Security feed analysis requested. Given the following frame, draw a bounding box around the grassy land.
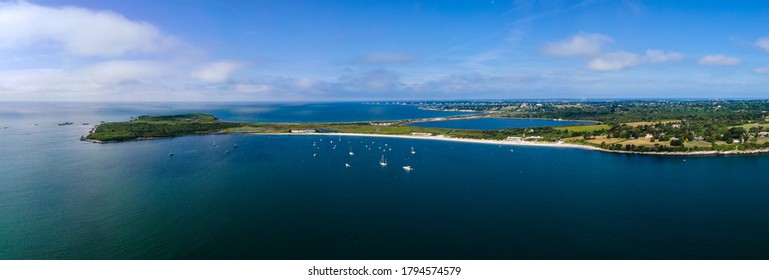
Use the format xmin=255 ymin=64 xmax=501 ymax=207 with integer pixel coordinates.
xmin=731 ymin=122 xmax=769 ymax=131
xmin=622 ymin=120 xmax=679 ymax=127
xmin=555 ymin=124 xmax=611 ymax=132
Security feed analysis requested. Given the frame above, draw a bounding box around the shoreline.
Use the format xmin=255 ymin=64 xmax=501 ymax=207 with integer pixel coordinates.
xmin=252 ymin=133 xmax=769 ymax=156
xmin=82 ymin=127 xmax=769 ymax=157
xmin=256 ymin=132 xmax=607 ymax=152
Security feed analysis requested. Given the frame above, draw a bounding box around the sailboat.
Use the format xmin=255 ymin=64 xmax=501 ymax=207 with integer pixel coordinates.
xmin=169 ymin=138 xmax=174 ymax=156
xmin=411 ymin=147 xmax=416 ymax=155
xmin=349 ymin=148 xmax=354 ymax=156
xmin=379 ymin=155 xmax=387 ymax=167
xmin=345 ymin=163 xmax=351 ymax=168
xmin=402 ymin=166 xmax=413 ymax=172
xmin=212 ymin=139 xmax=216 ymax=147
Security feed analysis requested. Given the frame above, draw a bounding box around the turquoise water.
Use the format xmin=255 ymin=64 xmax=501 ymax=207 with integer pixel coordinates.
xmin=2 ymin=102 xmax=769 ymax=259
xmin=408 ymin=117 xmax=593 ymax=130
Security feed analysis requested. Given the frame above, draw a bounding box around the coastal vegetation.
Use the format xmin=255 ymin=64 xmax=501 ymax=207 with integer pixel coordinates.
xmin=84 ymin=100 xmax=769 ymax=154
xmin=85 ymin=114 xmax=243 ymax=142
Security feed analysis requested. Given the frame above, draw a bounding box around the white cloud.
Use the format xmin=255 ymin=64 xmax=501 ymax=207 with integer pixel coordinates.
xmin=356 ymin=52 xmax=417 ymax=64
xmin=644 ymin=50 xmax=683 ymax=63
xmin=698 ymin=54 xmax=741 ymax=66
xmin=191 ymin=60 xmax=244 ymax=83
xmin=754 ymin=67 xmax=769 ymax=74
xmin=587 ymin=51 xmax=642 ymax=71
xmin=541 ymin=33 xmax=612 ymax=57
xmin=0 ymin=1 xmax=176 ymax=56
xmin=757 ymin=37 xmax=769 ymax=52
xmin=0 ymin=60 xmax=171 ymax=96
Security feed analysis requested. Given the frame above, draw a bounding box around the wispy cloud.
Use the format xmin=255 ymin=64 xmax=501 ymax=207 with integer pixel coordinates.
xmin=355 ymin=52 xmax=418 ymax=64
xmin=586 ymin=50 xmax=682 ymax=72
xmin=191 ymin=60 xmax=244 ymax=83
xmin=0 ymin=1 xmax=177 ymax=56
xmin=756 ymin=37 xmax=769 ymax=52
xmin=698 ymin=54 xmax=741 ymax=66
xmin=588 ymin=51 xmax=641 ymax=71
xmin=644 ymin=50 xmax=683 ymax=63
xmin=540 ymin=33 xmax=612 ymax=57
xmin=754 ymin=67 xmax=769 ymax=74
xmin=336 ymin=69 xmax=403 ymax=92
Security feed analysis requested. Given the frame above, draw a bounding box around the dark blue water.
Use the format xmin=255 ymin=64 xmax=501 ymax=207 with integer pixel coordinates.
xmin=408 ymin=117 xmax=593 ymax=130
xmin=2 ymin=102 xmax=769 ymax=259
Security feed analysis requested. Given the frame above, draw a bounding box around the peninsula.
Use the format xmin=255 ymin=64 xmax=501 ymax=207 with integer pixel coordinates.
xmin=83 ymin=100 xmax=769 ymax=155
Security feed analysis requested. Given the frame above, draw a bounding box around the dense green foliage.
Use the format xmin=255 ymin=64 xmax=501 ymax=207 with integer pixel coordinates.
xmin=86 ymin=114 xmax=244 ymax=141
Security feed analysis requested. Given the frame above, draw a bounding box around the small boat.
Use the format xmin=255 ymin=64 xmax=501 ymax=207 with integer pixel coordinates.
xmin=411 ymin=147 xmax=416 ymax=154
xmin=379 ymin=155 xmax=387 ymax=167
xmin=313 ymin=153 xmax=317 ymax=157
xmin=233 ymin=144 xmax=238 ymax=148
xmin=212 ymin=140 xmax=216 ymax=147
xmin=402 ymin=166 xmax=413 ymax=172
xmin=345 ymin=163 xmax=351 ymax=168
xmin=349 ymin=148 xmax=354 ymax=156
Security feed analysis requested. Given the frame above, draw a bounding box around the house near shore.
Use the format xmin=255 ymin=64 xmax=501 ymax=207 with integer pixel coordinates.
xmin=290 ymin=129 xmax=317 ymax=133
xmin=505 ymin=136 xmax=523 ymax=142
xmin=524 ymin=136 xmax=543 ymax=141
xmin=370 ymin=122 xmax=394 ymax=126
xmin=644 ymin=134 xmax=654 ymax=139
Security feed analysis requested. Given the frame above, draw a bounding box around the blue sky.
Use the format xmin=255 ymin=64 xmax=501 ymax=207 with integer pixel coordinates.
xmin=1 ymin=0 xmax=768 ymax=101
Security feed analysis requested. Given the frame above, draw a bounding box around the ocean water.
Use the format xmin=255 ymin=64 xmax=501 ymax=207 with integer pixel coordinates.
xmin=2 ymin=102 xmax=769 ymax=259
xmin=408 ymin=117 xmax=594 ymax=130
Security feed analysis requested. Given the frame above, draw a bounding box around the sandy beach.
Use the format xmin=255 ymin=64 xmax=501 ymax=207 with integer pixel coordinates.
xmin=258 ymin=132 xmax=605 ymax=151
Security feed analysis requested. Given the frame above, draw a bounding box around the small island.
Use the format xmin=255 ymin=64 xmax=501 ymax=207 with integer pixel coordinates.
xmin=83 ymin=100 xmax=769 ymax=156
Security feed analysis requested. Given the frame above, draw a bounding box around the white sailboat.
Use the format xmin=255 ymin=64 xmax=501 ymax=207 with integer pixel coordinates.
xmin=411 ymin=147 xmax=416 ymax=154
xmin=379 ymin=155 xmax=387 ymax=167
xmin=345 ymin=163 xmax=351 ymax=168
xmin=402 ymin=166 xmax=413 ymax=172
xmin=349 ymin=147 xmax=354 ymax=156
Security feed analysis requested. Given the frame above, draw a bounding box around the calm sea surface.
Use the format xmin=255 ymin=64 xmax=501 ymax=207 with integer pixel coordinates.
xmin=408 ymin=117 xmax=593 ymax=130
xmin=1 ymin=102 xmax=769 ymax=259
